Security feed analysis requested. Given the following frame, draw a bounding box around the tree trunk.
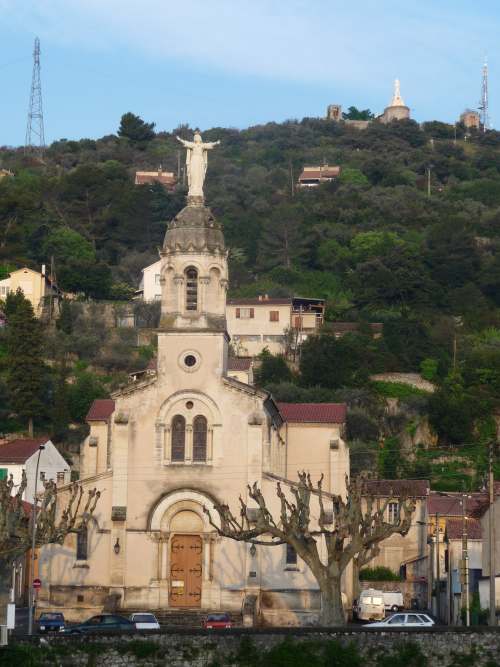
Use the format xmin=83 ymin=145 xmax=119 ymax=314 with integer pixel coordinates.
xmin=319 ymin=574 xmax=345 ymax=625
xmin=28 ymin=417 xmax=34 ymax=438
xmin=352 ymin=557 xmax=361 ymax=601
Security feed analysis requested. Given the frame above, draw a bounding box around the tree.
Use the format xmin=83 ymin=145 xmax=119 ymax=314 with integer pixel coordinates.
xmin=117 ymin=112 xmax=155 ymax=142
xmin=204 ymin=472 xmax=415 ymax=624
xmin=254 ymin=349 xmax=293 ymax=386
xmin=5 ymin=289 xmax=47 ymax=436
xmin=342 ymin=107 xmax=374 ymax=121
xmin=258 ymin=203 xmax=308 ymax=270
xmin=299 ymin=334 xmax=370 ymax=389
xmin=0 ymin=471 xmax=99 ymax=610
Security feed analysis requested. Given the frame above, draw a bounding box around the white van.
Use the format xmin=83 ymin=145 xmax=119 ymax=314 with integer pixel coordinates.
xmin=382 ymin=591 xmax=403 ymax=613
xmin=358 ymin=588 xmax=385 ymax=621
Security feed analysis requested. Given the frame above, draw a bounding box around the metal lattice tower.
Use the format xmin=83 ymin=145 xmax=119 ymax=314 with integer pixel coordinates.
xmin=25 ymin=37 xmax=45 ymax=155
xmin=479 ymin=57 xmax=489 ymax=133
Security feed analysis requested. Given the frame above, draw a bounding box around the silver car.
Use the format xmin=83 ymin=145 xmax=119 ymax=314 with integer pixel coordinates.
xmin=367 ymin=612 xmax=435 ymax=628
xmin=130 ymin=612 xmax=160 ymax=631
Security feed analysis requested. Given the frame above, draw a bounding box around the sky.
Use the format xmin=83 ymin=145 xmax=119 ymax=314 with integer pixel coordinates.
xmin=0 ymin=0 xmax=498 ymax=145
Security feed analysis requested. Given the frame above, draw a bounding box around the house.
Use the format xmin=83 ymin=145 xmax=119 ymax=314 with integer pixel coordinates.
xmin=460 ymin=110 xmax=480 ymax=130
xmin=479 ymin=492 xmax=500 ymax=615
xmin=135 ymin=259 xmax=162 ymax=302
xmin=0 ymin=265 xmax=60 ymax=317
xmin=0 ymin=168 xmax=14 ymax=180
xmin=297 ymin=165 xmax=340 ymax=188
xmin=226 ymin=296 xmax=325 ymax=357
xmin=0 ymin=437 xmax=71 ymax=502
xmin=134 ymin=168 xmax=176 ymax=190
xmin=227 ymin=357 xmax=253 ymax=385
xmin=38 ymin=163 xmax=350 ymax=625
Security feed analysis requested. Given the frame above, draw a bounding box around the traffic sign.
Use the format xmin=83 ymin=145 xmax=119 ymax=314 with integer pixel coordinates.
xmin=32 ymin=578 xmax=41 ymax=590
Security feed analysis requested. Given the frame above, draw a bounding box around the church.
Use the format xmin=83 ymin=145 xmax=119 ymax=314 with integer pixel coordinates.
xmin=39 ymin=133 xmax=350 ymax=625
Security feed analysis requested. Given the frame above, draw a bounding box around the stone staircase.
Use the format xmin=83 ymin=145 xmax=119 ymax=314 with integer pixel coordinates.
xmin=125 ymin=609 xmax=243 ymax=628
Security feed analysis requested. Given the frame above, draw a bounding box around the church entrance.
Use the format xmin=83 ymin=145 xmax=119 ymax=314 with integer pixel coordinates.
xmin=169 ymin=534 xmax=203 ymax=607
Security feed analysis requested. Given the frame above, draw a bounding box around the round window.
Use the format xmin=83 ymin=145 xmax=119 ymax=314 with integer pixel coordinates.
xmin=184 ymin=355 xmax=197 ymax=368
xmin=186 ymin=401 xmax=194 ymax=410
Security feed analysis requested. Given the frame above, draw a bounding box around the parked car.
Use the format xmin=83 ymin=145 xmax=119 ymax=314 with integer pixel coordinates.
xmin=62 ymin=614 xmax=136 ymax=635
xmin=203 ymin=613 xmax=232 ymax=629
xmin=130 ymin=612 xmax=160 ymax=631
xmin=382 ymin=591 xmax=404 ymax=613
xmin=38 ymin=612 xmax=65 ymax=633
xmin=357 ymin=589 xmax=385 ymax=621
xmin=367 ymin=612 xmax=435 ymax=628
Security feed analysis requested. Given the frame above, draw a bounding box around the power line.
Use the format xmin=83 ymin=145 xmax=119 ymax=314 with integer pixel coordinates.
xmin=25 ymin=36 xmax=45 ymax=157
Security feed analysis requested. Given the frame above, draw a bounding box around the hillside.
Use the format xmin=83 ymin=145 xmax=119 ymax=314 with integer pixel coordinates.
xmin=0 ymin=114 xmax=499 ymax=488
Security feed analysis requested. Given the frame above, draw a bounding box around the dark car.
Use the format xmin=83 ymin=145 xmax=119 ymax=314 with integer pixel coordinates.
xmin=38 ymin=612 xmax=65 ymax=633
xmin=62 ymin=614 xmax=135 ymax=635
xmin=203 ymin=613 xmax=232 ymax=629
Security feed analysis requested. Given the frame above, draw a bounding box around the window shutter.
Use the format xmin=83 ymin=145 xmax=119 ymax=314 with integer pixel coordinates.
xmin=250 ymin=308 xmax=254 ymax=318
xmin=236 ymin=308 xmax=240 ymax=318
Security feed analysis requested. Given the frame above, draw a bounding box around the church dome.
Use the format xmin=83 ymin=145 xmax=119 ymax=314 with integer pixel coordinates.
xmin=163 ymin=204 xmax=225 ymax=254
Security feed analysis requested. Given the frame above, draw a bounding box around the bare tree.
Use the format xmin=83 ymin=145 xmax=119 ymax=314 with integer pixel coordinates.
xmin=0 ymin=471 xmax=99 ymax=603
xmin=204 ymin=472 xmax=415 ymax=625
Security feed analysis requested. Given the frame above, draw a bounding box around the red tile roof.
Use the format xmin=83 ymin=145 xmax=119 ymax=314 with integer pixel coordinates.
xmin=446 ymin=517 xmax=482 ymax=540
xmin=86 ymin=399 xmax=115 ymax=422
xmin=364 ymin=479 xmax=429 ymax=498
xmin=428 ymin=492 xmax=491 ymax=519
xmin=228 ymin=357 xmax=252 ymax=371
xmin=277 ymin=402 xmax=346 ymax=424
xmin=0 ymin=437 xmax=49 ymax=464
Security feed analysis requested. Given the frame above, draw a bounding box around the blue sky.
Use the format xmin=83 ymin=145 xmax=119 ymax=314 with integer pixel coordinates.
xmin=0 ymin=0 xmax=498 ymax=145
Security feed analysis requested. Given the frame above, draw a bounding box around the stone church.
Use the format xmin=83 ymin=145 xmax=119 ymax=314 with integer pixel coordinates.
xmin=39 ymin=136 xmax=350 ymax=625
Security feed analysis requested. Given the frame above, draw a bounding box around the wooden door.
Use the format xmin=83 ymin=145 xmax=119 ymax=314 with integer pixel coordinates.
xmin=169 ymin=534 xmax=203 ymax=607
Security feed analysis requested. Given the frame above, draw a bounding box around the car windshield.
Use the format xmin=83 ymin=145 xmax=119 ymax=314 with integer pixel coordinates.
xmin=40 ymin=613 xmax=63 ymax=621
xmin=207 ymin=614 xmax=229 ymax=621
xmin=133 ymin=614 xmax=157 ymax=623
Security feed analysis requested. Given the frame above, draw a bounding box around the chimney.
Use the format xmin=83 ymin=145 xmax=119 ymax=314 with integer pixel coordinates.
xmin=258 ymin=295 xmax=263 ymax=301
xmin=41 ymin=264 xmax=46 ymax=277
xmin=264 ymin=294 xmax=269 ymax=300
xmin=158 ymin=164 xmax=162 ymax=176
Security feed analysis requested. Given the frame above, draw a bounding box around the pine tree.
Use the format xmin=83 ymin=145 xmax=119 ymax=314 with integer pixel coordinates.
xmin=52 ymin=359 xmax=70 ymax=440
xmin=117 ymin=112 xmax=155 ymax=142
xmin=5 ymin=289 xmax=46 ymax=436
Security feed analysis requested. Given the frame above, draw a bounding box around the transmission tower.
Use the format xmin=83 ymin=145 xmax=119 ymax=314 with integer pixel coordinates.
xmin=25 ymin=37 xmax=45 ymax=155
xmin=478 ymin=57 xmax=489 ymax=133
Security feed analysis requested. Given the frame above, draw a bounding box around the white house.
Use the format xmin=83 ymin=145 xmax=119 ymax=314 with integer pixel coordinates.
xmin=0 ymin=437 xmax=71 ymax=502
xmin=137 ymin=260 xmax=162 ymax=302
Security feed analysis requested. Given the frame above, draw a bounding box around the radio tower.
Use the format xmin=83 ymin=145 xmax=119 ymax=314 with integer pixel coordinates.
xmin=25 ymin=37 xmax=45 ymax=156
xmin=479 ymin=57 xmax=489 ymax=133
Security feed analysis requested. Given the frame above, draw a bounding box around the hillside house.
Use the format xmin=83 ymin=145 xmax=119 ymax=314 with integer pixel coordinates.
xmin=227 ymin=357 xmax=253 ymax=384
xmin=297 ymin=165 xmax=340 ymax=188
xmin=0 ymin=265 xmax=60 ymax=317
xmin=0 ymin=437 xmax=70 ymax=502
xmin=226 ymin=296 xmax=325 ymax=357
xmin=134 ymin=168 xmax=176 ymax=190
xmin=136 ymin=259 xmax=162 ymax=302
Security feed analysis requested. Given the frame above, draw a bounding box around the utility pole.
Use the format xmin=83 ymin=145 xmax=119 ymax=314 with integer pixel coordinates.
xmin=489 ymin=441 xmax=496 ymax=626
xmin=461 ymin=491 xmax=470 ymax=626
xmin=289 ymin=159 xmax=294 ymax=198
xmin=426 ymin=165 xmax=432 ymax=198
xmin=435 ymin=512 xmax=440 ymax=622
xmin=28 ymin=444 xmax=45 ymax=636
xmin=177 ymin=150 xmax=181 ymax=181
xmin=25 ymin=37 xmax=45 ymax=157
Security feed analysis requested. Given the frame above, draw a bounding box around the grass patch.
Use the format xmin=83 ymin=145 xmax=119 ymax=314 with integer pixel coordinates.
xmin=372 ymin=381 xmax=430 ymax=400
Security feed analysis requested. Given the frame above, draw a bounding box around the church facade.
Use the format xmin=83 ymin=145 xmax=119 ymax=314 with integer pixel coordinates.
xmin=38 ymin=139 xmax=349 ymax=625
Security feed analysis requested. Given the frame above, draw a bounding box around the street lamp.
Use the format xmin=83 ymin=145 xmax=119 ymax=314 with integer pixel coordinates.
xmin=28 ymin=444 xmax=45 ymax=636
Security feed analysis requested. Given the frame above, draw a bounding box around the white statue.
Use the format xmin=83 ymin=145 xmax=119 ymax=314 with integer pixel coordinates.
xmin=390 ymin=79 xmax=405 ymax=107
xmin=176 ymin=131 xmax=220 ymax=201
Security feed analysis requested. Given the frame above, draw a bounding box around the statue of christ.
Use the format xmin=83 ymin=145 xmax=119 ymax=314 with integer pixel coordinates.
xmin=176 ymin=131 xmax=220 ymax=202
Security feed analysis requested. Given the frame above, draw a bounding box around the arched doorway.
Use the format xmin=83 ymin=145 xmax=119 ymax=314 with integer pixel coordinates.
xmin=169 ymin=510 xmax=203 ymax=608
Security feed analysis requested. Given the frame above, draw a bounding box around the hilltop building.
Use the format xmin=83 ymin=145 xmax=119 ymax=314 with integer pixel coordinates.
xmin=460 ymin=109 xmax=481 ymax=130
xmin=380 ymin=79 xmax=410 ymax=124
xmin=297 ymin=165 xmax=340 ymax=188
xmin=38 ymin=133 xmax=349 ymax=625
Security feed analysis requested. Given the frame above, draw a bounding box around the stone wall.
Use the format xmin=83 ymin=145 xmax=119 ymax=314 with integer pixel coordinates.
xmin=10 ymin=628 xmax=500 ymax=667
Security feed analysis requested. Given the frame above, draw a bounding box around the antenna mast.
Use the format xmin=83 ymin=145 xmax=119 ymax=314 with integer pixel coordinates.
xmin=479 ymin=57 xmax=489 ymax=133
xmin=25 ymin=37 xmax=46 ymax=156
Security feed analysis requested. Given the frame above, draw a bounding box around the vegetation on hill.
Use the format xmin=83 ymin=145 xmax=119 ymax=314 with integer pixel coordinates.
xmin=0 ymin=113 xmax=498 ymax=486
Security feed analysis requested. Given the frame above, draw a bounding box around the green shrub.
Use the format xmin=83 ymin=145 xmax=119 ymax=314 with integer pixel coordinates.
xmin=360 ymin=566 xmax=402 ymax=581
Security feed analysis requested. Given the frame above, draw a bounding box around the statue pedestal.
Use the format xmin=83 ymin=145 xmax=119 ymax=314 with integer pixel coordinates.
xmin=187 ymin=195 xmax=204 ymax=207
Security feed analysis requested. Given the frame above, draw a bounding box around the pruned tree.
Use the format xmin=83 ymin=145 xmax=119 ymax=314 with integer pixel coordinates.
xmin=204 ymin=473 xmax=415 ymax=625
xmin=0 ymin=471 xmax=100 ymax=604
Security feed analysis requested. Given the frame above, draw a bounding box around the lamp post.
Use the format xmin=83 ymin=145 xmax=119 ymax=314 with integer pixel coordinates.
xmin=28 ymin=444 xmax=45 ymax=636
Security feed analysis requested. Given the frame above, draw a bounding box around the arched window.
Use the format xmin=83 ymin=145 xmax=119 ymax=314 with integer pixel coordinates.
xmin=185 ymin=267 xmax=198 ymax=311
xmin=171 ymin=415 xmax=186 ymax=462
xmin=76 ymin=526 xmax=88 ymax=561
xmin=193 ymin=415 xmax=207 ymax=462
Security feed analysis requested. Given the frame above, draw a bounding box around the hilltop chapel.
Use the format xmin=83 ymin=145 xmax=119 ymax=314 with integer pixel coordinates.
xmin=39 ymin=132 xmax=350 ymax=625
